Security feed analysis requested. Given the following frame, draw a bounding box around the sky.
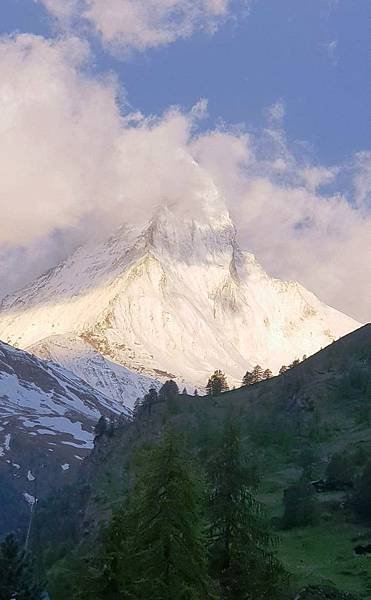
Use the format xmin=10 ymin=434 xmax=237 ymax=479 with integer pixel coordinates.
xmin=0 ymin=0 xmax=370 ymax=321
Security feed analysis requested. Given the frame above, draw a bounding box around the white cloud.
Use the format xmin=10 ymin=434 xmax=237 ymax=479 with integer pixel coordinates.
xmin=0 ymin=34 xmax=369 ymax=323
xmin=40 ymin=0 xmax=237 ymax=52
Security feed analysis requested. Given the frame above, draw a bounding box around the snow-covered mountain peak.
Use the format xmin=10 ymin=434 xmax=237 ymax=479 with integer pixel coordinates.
xmin=137 ymin=202 xmax=236 ymax=267
xmin=0 ymin=200 xmax=361 ymax=392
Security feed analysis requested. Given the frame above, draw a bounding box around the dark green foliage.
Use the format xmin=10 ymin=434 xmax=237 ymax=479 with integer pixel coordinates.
xmin=352 ymin=461 xmax=371 ymax=522
xmin=289 ymin=358 xmax=301 ymax=368
xmin=282 ymin=482 xmax=319 ymax=529
xmin=159 ymin=380 xmax=179 ymax=400
xmin=325 ymin=453 xmax=353 ymax=487
xmin=206 ymin=370 xmax=229 ymax=396
xmin=207 ymin=421 xmax=286 ymax=599
xmin=78 ymin=427 xmax=210 ymax=600
xmin=263 ymin=368 xmax=273 ymax=380
xmin=0 ymin=534 xmax=42 ymax=600
xmin=242 ymin=365 xmax=265 ymax=386
xmin=94 ymin=415 xmax=107 ymax=438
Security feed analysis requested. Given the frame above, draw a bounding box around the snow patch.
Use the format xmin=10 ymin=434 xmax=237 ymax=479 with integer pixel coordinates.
xmin=23 ymin=493 xmax=36 ymax=505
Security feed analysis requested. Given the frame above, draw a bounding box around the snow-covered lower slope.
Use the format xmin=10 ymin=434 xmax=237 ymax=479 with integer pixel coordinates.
xmin=0 ymin=183 xmax=361 ymax=390
xmin=0 ymin=340 xmax=128 ymax=536
xmin=27 ymin=334 xmax=160 ymax=410
xmin=0 ymin=340 xmax=126 ymax=450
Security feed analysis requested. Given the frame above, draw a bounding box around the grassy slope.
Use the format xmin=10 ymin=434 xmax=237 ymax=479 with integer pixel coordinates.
xmin=41 ymin=324 xmax=371 ymax=597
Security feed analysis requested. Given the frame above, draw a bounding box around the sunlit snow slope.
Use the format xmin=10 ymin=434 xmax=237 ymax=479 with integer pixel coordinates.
xmin=0 ymin=181 xmax=361 ymax=390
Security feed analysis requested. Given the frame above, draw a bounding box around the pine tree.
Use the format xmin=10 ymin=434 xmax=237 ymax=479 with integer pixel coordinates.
xmin=206 ymin=370 xmax=229 ymax=396
xmin=133 ymin=397 xmax=142 ymax=417
xmin=194 ymin=389 xmax=199 ymax=396
xmin=94 ymin=415 xmax=107 ymax=438
xmin=159 ymin=380 xmax=179 ymax=401
xmin=0 ymin=534 xmax=42 ymax=600
xmin=242 ymin=370 xmax=253 ymax=387
xmin=207 ymin=421 xmax=286 ymax=599
xmin=279 ymin=365 xmax=289 ymax=375
xmin=289 ymin=358 xmax=301 ymax=368
xmin=250 ymin=365 xmax=264 ymax=384
xmin=79 ymin=428 xmax=211 ymax=600
xmin=263 ymin=369 xmax=273 ymax=380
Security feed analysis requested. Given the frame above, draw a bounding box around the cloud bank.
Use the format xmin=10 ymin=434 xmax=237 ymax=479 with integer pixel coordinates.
xmin=0 ymin=34 xmax=370 ymax=322
xmin=41 ymin=0 xmax=237 ymax=52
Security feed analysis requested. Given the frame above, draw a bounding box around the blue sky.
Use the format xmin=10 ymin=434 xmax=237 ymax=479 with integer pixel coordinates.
xmin=0 ymin=0 xmax=370 ymax=321
xmin=1 ymin=0 xmax=370 ymax=166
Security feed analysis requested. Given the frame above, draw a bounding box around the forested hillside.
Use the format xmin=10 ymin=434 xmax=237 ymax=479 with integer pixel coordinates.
xmin=27 ymin=325 xmax=371 ymax=598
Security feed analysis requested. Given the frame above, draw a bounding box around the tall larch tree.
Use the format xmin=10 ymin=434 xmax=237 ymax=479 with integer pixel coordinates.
xmin=207 ymin=421 xmax=286 ymax=599
xmin=78 ymin=428 xmax=212 ymax=600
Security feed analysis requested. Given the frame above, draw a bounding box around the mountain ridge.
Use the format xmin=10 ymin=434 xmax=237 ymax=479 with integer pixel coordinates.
xmin=0 ymin=201 xmax=361 ymax=397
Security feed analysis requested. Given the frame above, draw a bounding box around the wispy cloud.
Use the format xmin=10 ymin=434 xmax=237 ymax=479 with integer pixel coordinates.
xmin=0 ymin=34 xmax=369 ymax=321
xmin=40 ymin=0 xmax=244 ymax=53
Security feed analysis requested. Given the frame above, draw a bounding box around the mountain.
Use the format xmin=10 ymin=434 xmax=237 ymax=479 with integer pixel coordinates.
xmin=38 ymin=325 xmax=371 ymax=599
xmin=0 ymin=339 xmax=127 ymax=536
xmin=27 ymin=334 xmax=159 ymax=410
xmin=0 ymin=192 xmax=361 ymax=394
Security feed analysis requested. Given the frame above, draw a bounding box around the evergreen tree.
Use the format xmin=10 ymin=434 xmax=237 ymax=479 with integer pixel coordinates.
xmin=159 ymin=380 xmax=179 ymax=401
xmin=0 ymin=533 xmax=42 ymax=600
xmin=133 ymin=397 xmax=142 ymax=417
xmin=242 ymin=370 xmax=253 ymax=387
xmin=207 ymin=421 xmax=286 ymax=599
xmin=279 ymin=365 xmax=289 ymax=375
xmin=263 ymin=369 xmax=273 ymax=380
xmin=79 ymin=428 xmax=211 ymax=600
xmin=147 ymin=386 xmax=159 ymax=403
xmin=206 ymin=370 xmax=229 ymax=396
xmin=250 ymin=365 xmax=264 ymax=384
xmin=289 ymin=358 xmax=301 ymax=369
xmin=194 ymin=389 xmax=199 ymax=396
xmin=182 ymin=387 xmax=188 ymax=395
xmin=94 ymin=415 xmax=107 ymax=438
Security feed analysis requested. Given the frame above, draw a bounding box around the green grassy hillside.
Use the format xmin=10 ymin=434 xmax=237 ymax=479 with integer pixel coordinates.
xmin=37 ymin=325 xmax=371 ymax=598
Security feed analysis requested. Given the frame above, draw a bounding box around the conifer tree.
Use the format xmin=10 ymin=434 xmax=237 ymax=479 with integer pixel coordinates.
xmin=206 ymin=370 xmax=229 ymax=396
xmin=94 ymin=415 xmax=107 ymax=438
xmin=279 ymin=365 xmax=289 ymax=375
xmin=0 ymin=533 xmax=42 ymax=600
xmin=79 ymin=428 xmax=211 ymax=600
xmin=159 ymin=380 xmax=179 ymax=401
xmin=263 ymin=369 xmax=273 ymax=380
xmin=207 ymin=421 xmax=286 ymax=599
xmin=242 ymin=370 xmax=253 ymax=387
xmin=252 ymin=364 xmax=264 ymax=383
